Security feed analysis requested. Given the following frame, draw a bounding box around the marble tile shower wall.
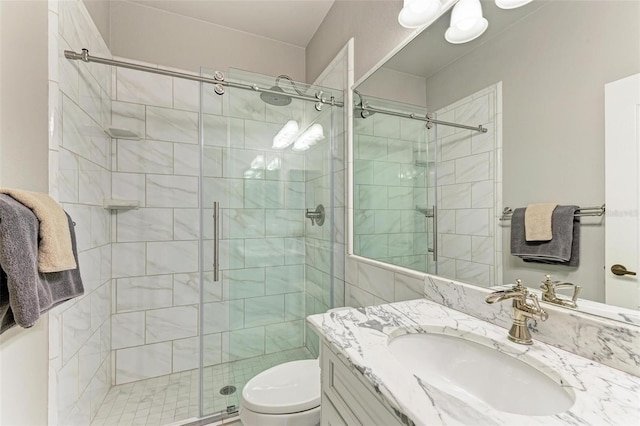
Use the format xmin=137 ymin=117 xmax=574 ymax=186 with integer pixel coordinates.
xmin=353 ymin=114 xmax=430 ymax=272
xmin=431 ymin=83 xmax=502 ymax=288
xmin=110 ymin=64 xmax=202 ymax=385
xmin=48 ymin=0 xmax=113 ymax=424
xmin=110 ymin=64 xmax=314 ymax=384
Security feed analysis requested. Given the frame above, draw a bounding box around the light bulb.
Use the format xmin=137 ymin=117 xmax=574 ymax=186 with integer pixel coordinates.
xmin=445 ymin=0 xmax=488 ymax=44
xmin=398 ymin=0 xmax=443 ymax=29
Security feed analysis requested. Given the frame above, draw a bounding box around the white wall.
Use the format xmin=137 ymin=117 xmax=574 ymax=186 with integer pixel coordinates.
xmin=356 ymin=67 xmax=427 ymax=108
xmin=81 ymin=0 xmax=110 ymax=46
xmin=106 ymin=1 xmax=306 ymax=81
xmin=0 ymin=0 xmax=50 ymax=191
xmin=0 ymin=1 xmax=50 ymax=425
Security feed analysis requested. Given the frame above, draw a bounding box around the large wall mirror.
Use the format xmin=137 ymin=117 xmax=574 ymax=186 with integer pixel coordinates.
xmin=351 ymin=0 xmax=640 ymax=321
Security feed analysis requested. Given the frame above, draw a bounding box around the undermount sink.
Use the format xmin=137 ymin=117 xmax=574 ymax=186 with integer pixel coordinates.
xmin=388 ymin=331 xmax=575 ymax=416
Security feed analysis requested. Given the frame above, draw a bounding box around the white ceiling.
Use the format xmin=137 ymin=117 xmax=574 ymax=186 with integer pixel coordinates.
xmin=126 ymin=0 xmax=336 ymax=47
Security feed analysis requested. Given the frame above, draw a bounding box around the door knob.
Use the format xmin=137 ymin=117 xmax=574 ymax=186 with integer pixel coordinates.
xmin=611 ymin=264 xmax=637 ymax=276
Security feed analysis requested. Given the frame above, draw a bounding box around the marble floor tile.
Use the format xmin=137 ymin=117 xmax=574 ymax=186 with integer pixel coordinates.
xmin=91 ymin=347 xmax=312 ymax=425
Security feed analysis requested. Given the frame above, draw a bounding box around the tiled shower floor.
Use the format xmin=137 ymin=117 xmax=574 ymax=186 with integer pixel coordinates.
xmin=91 ymin=347 xmax=315 ymax=426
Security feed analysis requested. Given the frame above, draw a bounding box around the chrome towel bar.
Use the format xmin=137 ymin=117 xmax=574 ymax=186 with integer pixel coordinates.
xmin=500 ymin=204 xmax=605 ymax=221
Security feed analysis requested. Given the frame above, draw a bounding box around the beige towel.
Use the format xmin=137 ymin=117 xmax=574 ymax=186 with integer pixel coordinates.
xmin=0 ymin=188 xmax=77 ymax=272
xmin=525 ymin=203 xmax=558 ymax=241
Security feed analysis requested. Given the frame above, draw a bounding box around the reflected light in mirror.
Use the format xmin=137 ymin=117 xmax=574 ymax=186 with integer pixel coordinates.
xmin=250 ymin=155 xmax=265 ymax=170
xmin=272 ymin=119 xmax=299 ymax=149
xmin=293 ymin=123 xmax=324 ymax=151
xmin=266 ymin=157 xmax=281 ymax=171
xmin=495 ymin=0 xmax=534 ymax=10
xmin=445 ymin=0 xmax=488 ymax=44
xmin=399 ymin=0 xmax=443 ymax=28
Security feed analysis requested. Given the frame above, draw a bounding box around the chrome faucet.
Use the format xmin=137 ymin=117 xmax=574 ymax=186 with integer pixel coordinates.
xmin=539 ymin=274 xmax=581 ymax=309
xmin=486 ymin=279 xmax=548 ymax=345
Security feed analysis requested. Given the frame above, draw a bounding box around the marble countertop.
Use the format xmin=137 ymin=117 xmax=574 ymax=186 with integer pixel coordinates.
xmin=307 ymin=298 xmax=640 ymax=426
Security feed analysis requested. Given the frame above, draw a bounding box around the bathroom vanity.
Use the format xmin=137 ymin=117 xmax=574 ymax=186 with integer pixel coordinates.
xmin=320 ymin=342 xmax=404 ymax=426
xmin=307 ymin=299 xmax=640 ymax=426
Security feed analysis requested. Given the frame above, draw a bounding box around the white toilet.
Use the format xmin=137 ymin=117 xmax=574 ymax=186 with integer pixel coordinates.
xmin=239 ymin=359 xmax=321 ymax=426
xmin=239 ymin=307 xmax=350 ymax=426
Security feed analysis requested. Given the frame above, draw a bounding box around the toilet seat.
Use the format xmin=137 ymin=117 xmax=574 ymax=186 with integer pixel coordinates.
xmin=241 ymin=359 xmax=321 ymax=415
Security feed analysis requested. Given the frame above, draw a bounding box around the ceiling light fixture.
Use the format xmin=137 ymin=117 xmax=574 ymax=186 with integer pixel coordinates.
xmin=445 ymin=0 xmax=488 ymax=44
xmin=398 ymin=0 xmax=443 ymax=29
xmin=495 ymin=0 xmax=534 ymax=10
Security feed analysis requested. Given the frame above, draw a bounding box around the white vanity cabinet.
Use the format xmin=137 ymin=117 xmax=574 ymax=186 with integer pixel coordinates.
xmin=320 ymin=340 xmax=406 ymax=426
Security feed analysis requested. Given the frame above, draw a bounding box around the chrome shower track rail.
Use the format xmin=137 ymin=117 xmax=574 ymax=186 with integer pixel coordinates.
xmin=64 ymin=49 xmax=344 ymax=107
xmin=360 ymin=104 xmax=488 ymax=133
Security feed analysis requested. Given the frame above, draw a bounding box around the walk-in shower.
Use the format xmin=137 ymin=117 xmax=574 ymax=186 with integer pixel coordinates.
xmin=63 ymin=49 xmax=344 ymax=425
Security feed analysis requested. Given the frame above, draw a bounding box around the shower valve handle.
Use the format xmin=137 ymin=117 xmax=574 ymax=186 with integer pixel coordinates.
xmin=305 ymin=204 xmax=325 ymax=226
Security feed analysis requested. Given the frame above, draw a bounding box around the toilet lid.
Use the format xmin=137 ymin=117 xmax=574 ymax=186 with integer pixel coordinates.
xmin=241 ymin=359 xmax=321 ymax=415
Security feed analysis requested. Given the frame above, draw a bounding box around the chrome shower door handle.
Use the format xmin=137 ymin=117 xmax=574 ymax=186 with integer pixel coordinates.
xmin=432 ymin=204 xmax=438 ymax=262
xmin=213 ymin=202 xmax=219 ymax=282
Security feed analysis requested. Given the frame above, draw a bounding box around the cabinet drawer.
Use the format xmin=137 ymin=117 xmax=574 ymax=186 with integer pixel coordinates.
xmin=321 ymin=341 xmax=403 ymax=426
xmin=320 ymin=392 xmax=349 ymax=426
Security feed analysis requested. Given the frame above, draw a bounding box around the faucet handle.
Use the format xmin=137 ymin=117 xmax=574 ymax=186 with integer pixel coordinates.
xmin=540 ymin=274 xmax=582 ymax=305
xmin=569 ymin=284 xmax=582 ymax=302
xmin=513 ymin=279 xmax=527 ymax=293
xmin=540 ymin=274 xmax=553 ymax=294
xmin=525 ymin=293 xmax=549 ymax=321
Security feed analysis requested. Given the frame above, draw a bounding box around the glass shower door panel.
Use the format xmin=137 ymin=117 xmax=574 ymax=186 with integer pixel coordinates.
xmin=199 ymin=72 xmax=230 ymax=415
xmin=199 ymin=68 xmax=338 ymax=418
xmin=353 ymin=107 xmax=434 ymax=273
xmin=300 ymin=103 xmax=338 ymax=357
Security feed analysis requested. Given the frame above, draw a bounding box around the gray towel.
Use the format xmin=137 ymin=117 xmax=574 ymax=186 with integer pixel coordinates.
xmin=0 ymin=194 xmax=84 ymax=333
xmin=510 ymin=205 xmax=580 ymax=267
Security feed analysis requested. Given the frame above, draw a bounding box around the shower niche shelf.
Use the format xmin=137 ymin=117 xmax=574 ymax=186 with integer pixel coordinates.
xmin=103 ymin=199 xmax=140 ymax=210
xmin=414 ymin=160 xmax=434 ymax=167
xmin=103 ymin=126 xmax=141 ymax=140
xmin=415 ymin=206 xmax=434 ymax=218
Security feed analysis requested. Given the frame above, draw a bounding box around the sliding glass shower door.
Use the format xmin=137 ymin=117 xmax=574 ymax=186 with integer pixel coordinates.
xmin=198 ymin=68 xmax=342 ymax=417
xmin=353 ymin=96 xmax=437 ymax=274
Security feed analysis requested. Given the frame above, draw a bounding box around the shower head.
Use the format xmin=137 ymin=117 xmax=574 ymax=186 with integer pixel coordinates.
xmin=260 ymin=75 xmax=305 ymax=107
xmin=260 ymin=86 xmax=292 ymax=106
